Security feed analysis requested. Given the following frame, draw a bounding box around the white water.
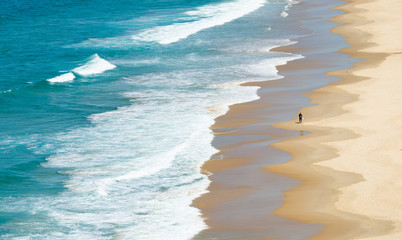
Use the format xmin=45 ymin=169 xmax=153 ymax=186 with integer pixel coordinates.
xmin=47 ymin=54 xmax=116 ymax=83
xmin=72 ymin=54 xmax=116 ymax=76
xmin=2 ymin=42 xmax=302 ymax=240
xmin=47 ymin=72 xmax=76 ymax=83
xmin=132 ymin=0 xmax=266 ymax=44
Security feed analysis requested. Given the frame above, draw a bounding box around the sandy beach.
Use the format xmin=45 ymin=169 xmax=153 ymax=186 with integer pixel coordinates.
xmin=195 ymin=0 xmax=402 ymax=239
xmin=269 ymin=0 xmax=402 ymax=239
xmin=194 ymin=0 xmax=355 ymax=239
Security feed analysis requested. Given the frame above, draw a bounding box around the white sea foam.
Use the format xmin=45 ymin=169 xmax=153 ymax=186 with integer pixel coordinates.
xmin=280 ymin=11 xmax=289 ymax=17
xmin=47 ymin=54 xmax=116 ymax=83
xmin=132 ymin=0 xmax=266 ymax=44
xmin=72 ymin=54 xmax=116 ymax=76
xmin=14 ymin=43 xmax=304 ymax=240
xmin=241 ymin=54 xmax=303 ymax=79
xmin=206 ymin=55 xmax=302 ymax=116
xmin=8 ymin=29 xmax=304 ymax=240
xmin=35 ymin=80 xmax=218 ymax=239
xmin=221 ymin=39 xmax=297 ymax=53
xmin=281 ymin=0 xmax=299 ymax=18
xmin=71 ymin=0 xmax=266 ymax=48
xmin=114 ymin=57 xmax=161 ymax=66
xmin=47 ymin=72 xmax=76 ymax=83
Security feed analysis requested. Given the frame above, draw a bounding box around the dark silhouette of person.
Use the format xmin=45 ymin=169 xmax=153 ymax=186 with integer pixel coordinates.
xmin=298 ymin=112 xmax=303 ymax=123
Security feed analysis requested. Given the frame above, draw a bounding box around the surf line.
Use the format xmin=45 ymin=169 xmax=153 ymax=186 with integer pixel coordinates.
xmin=211 ymin=129 xmax=240 ymax=135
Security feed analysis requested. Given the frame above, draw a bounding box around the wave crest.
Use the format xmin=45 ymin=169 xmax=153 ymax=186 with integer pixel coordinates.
xmin=72 ymin=54 xmax=116 ymax=76
xmin=47 ymin=54 xmax=116 ymax=83
xmin=47 ymin=72 xmax=76 ymax=83
xmin=132 ymin=0 xmax=266 ymax=44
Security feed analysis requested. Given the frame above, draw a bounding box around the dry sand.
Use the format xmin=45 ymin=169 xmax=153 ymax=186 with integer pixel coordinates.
xmin=269 ymin=0 xmax=402 ymax=239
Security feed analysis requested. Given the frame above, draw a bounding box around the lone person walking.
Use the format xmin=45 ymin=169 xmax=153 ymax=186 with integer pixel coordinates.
xmin=298 ymin=112 xmax=303 ymax=123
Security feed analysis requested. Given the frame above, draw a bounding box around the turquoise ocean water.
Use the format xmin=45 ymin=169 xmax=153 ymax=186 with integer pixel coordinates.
xmin=0 ymin=0 xmax=304 ymax=239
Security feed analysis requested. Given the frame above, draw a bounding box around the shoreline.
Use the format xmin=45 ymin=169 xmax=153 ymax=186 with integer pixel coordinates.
xmin=193 ymin=0 xmax=357 ymax=239
xmin=269 ymin=0 xmax=402 ymax=239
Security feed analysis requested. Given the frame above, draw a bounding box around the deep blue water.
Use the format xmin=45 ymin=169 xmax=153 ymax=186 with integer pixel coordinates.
xmin=0 ymin=0 xmax=304 ymax=239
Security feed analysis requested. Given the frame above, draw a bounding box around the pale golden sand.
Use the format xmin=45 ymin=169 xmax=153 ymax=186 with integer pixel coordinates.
xmin=270 ymin=0 xmax=402 ymax=239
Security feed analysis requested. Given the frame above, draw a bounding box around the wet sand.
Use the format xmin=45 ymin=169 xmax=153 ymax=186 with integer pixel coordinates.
xmin=268 ymin=0 xmax=402 ymax=239
xmin=193 ymin=0 xmax=358 ymax=239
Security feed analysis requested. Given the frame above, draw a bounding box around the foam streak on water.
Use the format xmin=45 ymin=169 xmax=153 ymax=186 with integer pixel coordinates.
xmin=132 ymin=0 xmax=267 ymax=44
